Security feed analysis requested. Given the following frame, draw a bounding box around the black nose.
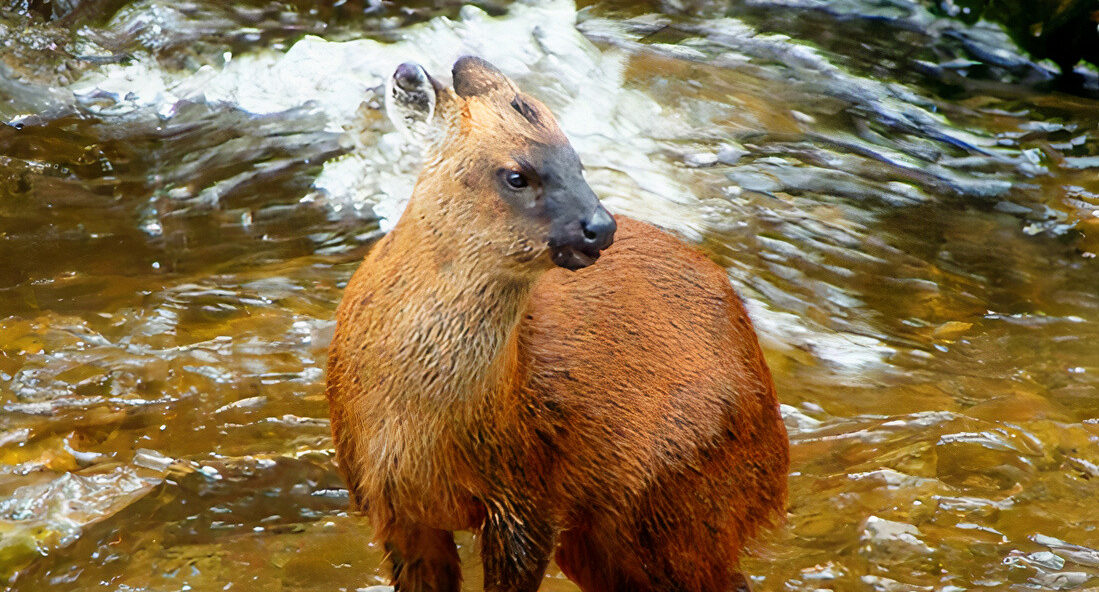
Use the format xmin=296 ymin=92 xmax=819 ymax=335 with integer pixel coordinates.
xmin=548 ymin=206 xmax=617 ymax=271
xmin=580 ymin=209 xmax=616 ymax=251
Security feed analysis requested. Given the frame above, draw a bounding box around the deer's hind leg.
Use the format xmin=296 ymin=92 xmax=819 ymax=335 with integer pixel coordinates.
xmin=555 ymin=527 xmax=623 ymax=592
xmin=555 ymin=522 xmax=660 ymax=592
xmin=556 ymin=525 xmax=752 ymax=592
xmin=379 ymin=521 xmax=461 ymax=592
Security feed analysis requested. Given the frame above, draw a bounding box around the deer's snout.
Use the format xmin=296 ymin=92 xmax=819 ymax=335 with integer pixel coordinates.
xmin=546 ymin=179 xmax=616 ymax=271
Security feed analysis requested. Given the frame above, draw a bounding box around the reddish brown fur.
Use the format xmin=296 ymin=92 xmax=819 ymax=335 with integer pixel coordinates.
xmin=326 ymin=58 xmax=788 ymax=592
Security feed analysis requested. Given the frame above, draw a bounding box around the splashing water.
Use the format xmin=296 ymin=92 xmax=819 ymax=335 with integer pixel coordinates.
xmin=2 ymin=0 xmax=1099 ymax=590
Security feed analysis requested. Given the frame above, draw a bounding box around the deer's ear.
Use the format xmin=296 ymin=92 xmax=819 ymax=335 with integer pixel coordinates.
xmin=385 ymin=62 xmax=438 ymax=142
xmin=452 ymin=56 xmax=515 ymax=99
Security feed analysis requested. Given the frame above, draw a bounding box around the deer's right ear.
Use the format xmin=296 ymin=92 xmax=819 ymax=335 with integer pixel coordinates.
xmin=385 ymin=62 xmax=440 ymax=143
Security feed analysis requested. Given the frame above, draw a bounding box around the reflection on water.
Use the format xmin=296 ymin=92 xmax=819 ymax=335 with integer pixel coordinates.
xmin=2 ymin=0 xmax=1099 ymax=590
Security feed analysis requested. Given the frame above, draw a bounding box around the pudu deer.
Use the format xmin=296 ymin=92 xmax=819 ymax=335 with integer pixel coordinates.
xmin=325 ymin=57 xmax=789 ymax=592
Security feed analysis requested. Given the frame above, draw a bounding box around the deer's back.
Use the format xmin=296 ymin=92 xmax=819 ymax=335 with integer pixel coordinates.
xmin=519 ymin=216 xmax=788 ymax=518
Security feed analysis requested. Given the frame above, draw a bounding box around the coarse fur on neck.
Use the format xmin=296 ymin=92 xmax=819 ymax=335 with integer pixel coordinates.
xmin=352 ymin=197 xmax=536 ymax=411
xmin=329 ymin=193 xmax=540 ymax=527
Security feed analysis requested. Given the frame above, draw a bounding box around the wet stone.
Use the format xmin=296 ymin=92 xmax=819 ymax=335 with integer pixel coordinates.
xmin=682 ymin=151 xmax=719 ymax=167
xmin=860 ymin=575 xmax=932 ymax=592
xmin=1027 ymin=551 xmax=1066 ymax=571
xmin=716 ymin=143 xmax=747 ymax=164
xmin=1028 ymin=571 xmax=1090 ymax=590
xmin=934 ymin=429 xmax=1041 ymax=491
xmin=859 ymin=516 xmax=935 ymax=568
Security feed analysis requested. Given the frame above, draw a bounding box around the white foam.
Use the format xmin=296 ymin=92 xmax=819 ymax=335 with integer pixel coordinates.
xmin=67 ymin=0 xmax=891 ymax=374
xmin=70 ymin=2 xmax=710 ymax=235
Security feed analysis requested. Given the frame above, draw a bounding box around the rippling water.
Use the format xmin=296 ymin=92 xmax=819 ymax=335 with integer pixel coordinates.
xmin=2 ymin=1 xmax=1098 ymax=590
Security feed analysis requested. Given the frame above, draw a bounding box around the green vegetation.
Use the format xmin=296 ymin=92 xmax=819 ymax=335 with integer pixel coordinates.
xmin=931 ymin=0 xmax=1099 ymax=82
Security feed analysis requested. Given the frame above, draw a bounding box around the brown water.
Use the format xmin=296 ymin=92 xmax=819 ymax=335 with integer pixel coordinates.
xmin=2 ymin=1 xmax=1098 ymax=590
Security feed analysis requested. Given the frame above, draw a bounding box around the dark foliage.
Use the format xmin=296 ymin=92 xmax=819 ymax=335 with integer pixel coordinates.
xmin=931 ymin=0 xmax=1099 ymax=84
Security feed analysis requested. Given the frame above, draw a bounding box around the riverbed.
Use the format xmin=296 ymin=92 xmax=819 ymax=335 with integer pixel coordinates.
xmin=1 ymin=1 xmax=1098 ymax=590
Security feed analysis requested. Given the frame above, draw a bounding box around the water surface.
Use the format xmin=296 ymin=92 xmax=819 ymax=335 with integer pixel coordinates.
xmin=2 ymin=1 xmax=1098 ymax=590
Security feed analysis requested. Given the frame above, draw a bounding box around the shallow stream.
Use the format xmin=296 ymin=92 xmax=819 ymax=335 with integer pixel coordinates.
xmin=2 ymin=1 xmax=1098 ymax=590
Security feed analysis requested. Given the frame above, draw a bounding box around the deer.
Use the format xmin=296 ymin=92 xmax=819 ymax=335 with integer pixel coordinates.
xmin=325 ymin=56 xmax=789 ymax=592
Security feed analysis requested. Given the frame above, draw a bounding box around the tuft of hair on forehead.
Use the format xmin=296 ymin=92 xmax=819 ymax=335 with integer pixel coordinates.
xmin=509 ymin=95 xmax=544 ymax=128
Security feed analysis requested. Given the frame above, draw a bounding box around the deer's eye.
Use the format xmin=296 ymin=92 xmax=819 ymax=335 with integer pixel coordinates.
xmin=504 ymin=170 xmax=528 ymax=189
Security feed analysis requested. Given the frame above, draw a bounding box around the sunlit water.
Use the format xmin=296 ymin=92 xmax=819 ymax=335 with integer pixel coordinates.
xmin=2 ymin=1 xmax=1098 ymax=590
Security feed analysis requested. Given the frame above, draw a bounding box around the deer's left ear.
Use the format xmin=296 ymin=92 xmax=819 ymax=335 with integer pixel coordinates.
xmin=452 ymin=56 xmax=516 ymax=99
xmin=385 ymin=62 xmax=439 ymax=142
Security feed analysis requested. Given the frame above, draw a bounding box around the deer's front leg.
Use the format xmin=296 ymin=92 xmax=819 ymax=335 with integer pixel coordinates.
xmin=480 ymin=502 xmax=556 ymax=592
xmin=381 ymin=522 xmax=461 ymax=592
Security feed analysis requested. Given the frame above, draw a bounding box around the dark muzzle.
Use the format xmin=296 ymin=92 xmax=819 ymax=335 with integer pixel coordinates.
xmin=548 ymin=204 xmax=616 ymax=271
xmin=532 ymin=141 xmax=616 ymax=271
